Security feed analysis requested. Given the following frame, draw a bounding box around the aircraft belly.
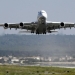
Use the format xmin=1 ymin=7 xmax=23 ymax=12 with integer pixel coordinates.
xmin=38 ymin=24 xmax=46 ymax=33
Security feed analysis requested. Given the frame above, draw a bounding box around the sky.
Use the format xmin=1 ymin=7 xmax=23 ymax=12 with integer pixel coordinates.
xmin=0 ymin=0 xmax=75 ymax=35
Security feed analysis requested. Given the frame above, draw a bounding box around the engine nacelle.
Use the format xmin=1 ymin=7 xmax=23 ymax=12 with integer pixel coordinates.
xmin=60 ymin=22 xmax=65 ymax=27
xmin=4 ymin=23 xmax=9 ymax=29
xmin=19 ymin=22 xmax=24 ymax=28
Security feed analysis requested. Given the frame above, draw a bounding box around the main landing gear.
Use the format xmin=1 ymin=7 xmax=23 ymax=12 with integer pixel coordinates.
xmin=36 ymin=29 xmax=46 ymax=34
xmin=36 ymin=30 xmax=39 ymax=34
xmin=43 ymin=29 xmax=46 ymax=34
xmin=43 ymin=31 xmax=46 ymax=34
xmin=31 ymin=31 xmax=34 ymax=33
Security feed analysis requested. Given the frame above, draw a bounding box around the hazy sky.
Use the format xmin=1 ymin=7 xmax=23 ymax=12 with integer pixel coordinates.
xmin=0 ymin=0 xmax=75 ymax=35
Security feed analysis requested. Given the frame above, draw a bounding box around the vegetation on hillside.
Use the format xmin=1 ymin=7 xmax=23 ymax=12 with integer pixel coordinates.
xmin=0 ymin=34 xmax=75 ymax=57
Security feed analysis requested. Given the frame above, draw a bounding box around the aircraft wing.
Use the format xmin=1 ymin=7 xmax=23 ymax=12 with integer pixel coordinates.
xmin=0 ymin=22 xmax=37 ymax=30
xmin=46 ymin=21 xmax=75 ymax=30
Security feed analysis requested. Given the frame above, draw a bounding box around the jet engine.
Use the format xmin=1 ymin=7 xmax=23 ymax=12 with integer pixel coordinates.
xmin=19 ymin=22 xmax=24 ymax=28
xmin=60 ymin=22 xmax=65 ymax=27
xmin=4 ymin=23 xmax=9 ymax=29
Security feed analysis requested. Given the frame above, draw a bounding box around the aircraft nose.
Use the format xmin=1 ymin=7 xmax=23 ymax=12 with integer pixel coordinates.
xmin=42 ymin=13 xmax=47 ymax=19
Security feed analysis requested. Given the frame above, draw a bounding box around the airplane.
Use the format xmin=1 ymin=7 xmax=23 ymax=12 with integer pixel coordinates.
xmin=0 ymin=10 xmax=75 ymax=34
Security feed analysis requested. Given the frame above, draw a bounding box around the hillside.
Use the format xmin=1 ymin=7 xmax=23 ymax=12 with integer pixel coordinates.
xmin=0 ymin=34 xmax=75 ymax=57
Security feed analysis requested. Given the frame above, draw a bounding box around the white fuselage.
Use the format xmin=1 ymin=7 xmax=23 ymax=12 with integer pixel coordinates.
xmin=36 ymin=10 xmax=48 ymax=33
xmin=37 ymin=10 xmax=47 ymax=20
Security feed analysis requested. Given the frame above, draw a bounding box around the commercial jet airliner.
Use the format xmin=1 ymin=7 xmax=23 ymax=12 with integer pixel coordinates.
xmin=0 ymin=10 xmax=75 ymax=34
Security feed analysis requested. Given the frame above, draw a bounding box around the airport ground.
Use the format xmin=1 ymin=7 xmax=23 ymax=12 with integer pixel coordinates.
xmin=0 ymin=65 xmax=75 ymax=75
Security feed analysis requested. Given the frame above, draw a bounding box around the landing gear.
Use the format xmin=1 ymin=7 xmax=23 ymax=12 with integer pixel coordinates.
xmin=43 ymin=29 xmax=46 ymax=34
xmin=36 ymin=29 xmax=46 ymax=34
xmin=43 ymin=31 xmax=46 ymax=34
xmin=36 ymin=32 xmax=39 ymax=34
xmin=48 ymin=30 xmax=51 ymax=33
xmin=36 ymin=29 xmax=39 ymax=34
xmin=31 ymin=30 xmax=34 ymax=33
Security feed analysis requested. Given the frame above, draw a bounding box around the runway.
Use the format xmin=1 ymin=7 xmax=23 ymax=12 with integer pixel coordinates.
xmin=33 ymin=62 xmax=75 ymax=68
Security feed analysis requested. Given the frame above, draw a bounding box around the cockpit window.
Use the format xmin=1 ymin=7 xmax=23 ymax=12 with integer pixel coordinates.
xmin=38 ymin=11 xmax=42 ymax=15
xmin=38 ymin=10 xmax=45 ymax=15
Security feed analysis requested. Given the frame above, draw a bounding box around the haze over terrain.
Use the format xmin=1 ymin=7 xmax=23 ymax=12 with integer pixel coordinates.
xmin=0 ymin=34 xmax=75 ymax=57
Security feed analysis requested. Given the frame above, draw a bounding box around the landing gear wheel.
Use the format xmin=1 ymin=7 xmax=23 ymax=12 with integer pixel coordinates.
xmin=43 ymin=29 xmax=46 ymax=34
xmin=44 ymin=32 xmax=46 ymax=34
xmin=36 ymin=32 xmax=39 ymax=34
xmin=31 ymin=31 xmax=34 ymax=33
xmin=36 ymin=30 xmax=39 ymax=34
xmin=43 ymin=32 xmax=46 ymax=34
